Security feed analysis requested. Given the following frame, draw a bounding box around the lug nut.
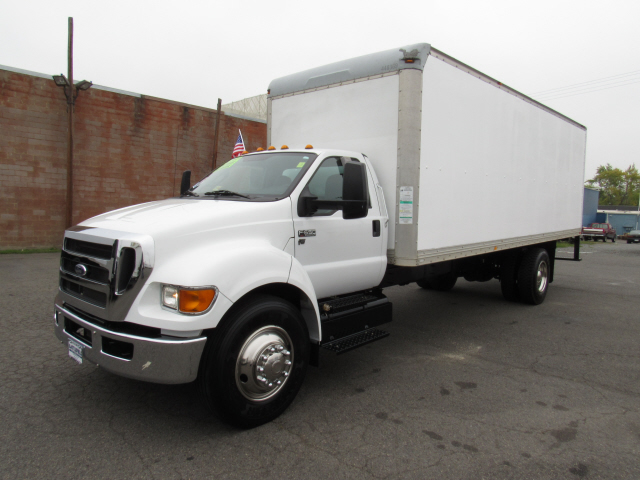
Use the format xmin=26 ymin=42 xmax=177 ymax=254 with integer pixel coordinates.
xmin=283 ymin=372 xmax=289 ymax=377
xmin=277 ymin=380 xmax=282 ymax=385
xmin=283 ymin=351 xmax=290 ymax=356
xmin=270 ymin=347 xmax=276 ymax=353
xmin=277 ymin=345 xmax=284 ymax=351
xmin=262 ymin=355 xmax=268 ymax=361
xmin=258 ymin=366 xmax=264 ymax=372
xmin=285 ymin=360 xmax=292 ymax=365
xmin=268 ymin=383 xmax=273 ymax=388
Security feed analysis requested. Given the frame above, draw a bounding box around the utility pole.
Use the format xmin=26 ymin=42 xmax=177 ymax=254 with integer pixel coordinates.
xmin=66 ymin=17 xmax=74 ymax=229
xmin=212 ymin=98 xmax=222 ymax=171
xmin=52 ymin=18 xmax=92 ymax=229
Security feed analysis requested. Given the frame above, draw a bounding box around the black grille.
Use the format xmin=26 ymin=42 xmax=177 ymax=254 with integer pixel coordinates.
xmin=61 ymin=254 xmax=110 ymax=284
xmin=65 ymin=238 xmax=114 ymax=260
xmin=61 ymin=278 xmax=107 ymax=307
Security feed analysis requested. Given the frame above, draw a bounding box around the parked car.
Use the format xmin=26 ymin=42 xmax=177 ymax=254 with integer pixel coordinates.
xmin=627 ymin=230 xmax=640 ymax=243
xmin=582 ymin=223 xmax=616 ymax=242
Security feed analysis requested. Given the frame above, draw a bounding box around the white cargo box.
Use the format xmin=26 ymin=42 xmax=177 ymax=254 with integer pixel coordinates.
xmin=268 ymin=44 xmax=586 ymax=267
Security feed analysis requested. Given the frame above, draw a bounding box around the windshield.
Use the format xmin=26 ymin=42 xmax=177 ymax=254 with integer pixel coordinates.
xmin=190 ymin=152 xmax=317 ymax=200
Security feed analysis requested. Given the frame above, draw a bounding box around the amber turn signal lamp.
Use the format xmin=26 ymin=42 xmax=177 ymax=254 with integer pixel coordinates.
xmin=281 ymin=145 xmax=289 ymax=149
xmin=179 ymin=288 xmax=216 ymax=313
xmin=305 ymin=144 xmax=313 ymax=149
xmin=268 ymin=146 xmax=276 ymax=150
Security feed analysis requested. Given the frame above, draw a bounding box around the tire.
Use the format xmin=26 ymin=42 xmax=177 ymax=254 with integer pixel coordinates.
xmin=612 ymin=235 xmax=616 ymax=243
xmin=417 ymin=272 xmax=457 ymax=291
xmin=517 ymin=248 xmax=550 ymax=305
xmin=198 ymin=294 xmax=309 ymax=428
xmin=628 ymin=240 xmax=632 ymax=244
xmin=500 ymin=253 xmax=520 ymax=302
xmin=602 ymin=237 xmax=607 ymax=242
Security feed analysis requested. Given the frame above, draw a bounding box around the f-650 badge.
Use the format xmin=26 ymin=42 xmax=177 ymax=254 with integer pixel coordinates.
xmin=298 ymin=230 xmax=316 ymax=238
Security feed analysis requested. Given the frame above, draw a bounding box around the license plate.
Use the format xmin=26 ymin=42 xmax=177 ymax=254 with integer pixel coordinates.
xmin=68 ymin=339 xmax=84 ymax=364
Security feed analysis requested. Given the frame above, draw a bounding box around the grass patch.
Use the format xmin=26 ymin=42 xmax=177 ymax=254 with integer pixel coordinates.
xmin=556 ymin=241 xmax=573 ymax=248
xmin=0 ymin=247 xmax=60 ymax=254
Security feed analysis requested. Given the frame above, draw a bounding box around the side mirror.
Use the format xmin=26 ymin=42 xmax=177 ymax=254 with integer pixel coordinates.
xmin=297 ymin=188 xmax=319 ymax=217
xmin=180 ymin=170 xmax=191 ymax=195
xmin=342 ymin=161 xmax=368 ymax=219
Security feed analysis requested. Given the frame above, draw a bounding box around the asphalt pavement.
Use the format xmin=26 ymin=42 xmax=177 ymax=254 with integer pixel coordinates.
xmin=1 ymin=241 xmax=639 ymax=479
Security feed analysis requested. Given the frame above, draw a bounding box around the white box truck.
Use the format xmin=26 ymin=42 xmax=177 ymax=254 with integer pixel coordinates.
xmin=54 ymin=43 xmax=586 ymax=428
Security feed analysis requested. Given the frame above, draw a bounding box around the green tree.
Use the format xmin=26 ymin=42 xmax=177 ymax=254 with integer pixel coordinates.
xmin=586 ymin=164 xmax=640 ymax=206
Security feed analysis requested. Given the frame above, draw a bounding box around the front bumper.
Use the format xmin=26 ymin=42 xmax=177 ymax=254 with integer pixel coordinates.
xmin=54 ymin=303 xmax=207 ymax=384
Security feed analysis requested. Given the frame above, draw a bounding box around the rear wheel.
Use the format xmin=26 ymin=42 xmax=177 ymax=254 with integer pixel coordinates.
xmin=417 ymin=273 xmax=457 ymax=291
xmin=517 ymin=248 xmax=550 ymax=305
xmin=612 ymin=235 xmax=616 ymax=243
xmin=198 ymin=294 xmax=309 ymax=428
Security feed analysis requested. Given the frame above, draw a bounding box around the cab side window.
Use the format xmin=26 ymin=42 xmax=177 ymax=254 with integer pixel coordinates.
xmin=306 ymin=157 xmax=343 ymax=216
xmin=305 ymin=157 xmax=370 ymax=216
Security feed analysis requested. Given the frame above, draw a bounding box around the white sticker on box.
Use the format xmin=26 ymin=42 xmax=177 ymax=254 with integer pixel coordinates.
xmin=399 ymin=186 xmax=413 ymax=224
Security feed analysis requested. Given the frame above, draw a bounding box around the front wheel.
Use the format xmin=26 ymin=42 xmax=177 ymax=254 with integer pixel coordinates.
xmin=198 ymin=294 xmax=309 ymax=428
xmin=517 ymin=248 xmax=550 ymax=305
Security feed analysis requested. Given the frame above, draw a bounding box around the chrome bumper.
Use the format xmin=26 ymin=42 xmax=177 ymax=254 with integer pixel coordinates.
xmin=54 ymin=304 xmax=207 ymax=384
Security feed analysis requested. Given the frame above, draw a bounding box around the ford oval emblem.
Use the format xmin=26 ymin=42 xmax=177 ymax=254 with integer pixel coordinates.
xmin=75 ymin=264 xmax=88 ymax=276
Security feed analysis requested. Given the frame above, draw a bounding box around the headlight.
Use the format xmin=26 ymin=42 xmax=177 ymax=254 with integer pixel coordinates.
xmin=162 ymin=285 xmax=217 ymax=314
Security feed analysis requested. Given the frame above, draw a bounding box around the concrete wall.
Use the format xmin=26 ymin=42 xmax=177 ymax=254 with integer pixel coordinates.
xmin=0 ymin=66 xmax=266 ymax=249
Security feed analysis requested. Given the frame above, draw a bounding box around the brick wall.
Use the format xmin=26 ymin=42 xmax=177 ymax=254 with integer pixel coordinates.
xmin=0 ymin=67 xmax=266 ymax=249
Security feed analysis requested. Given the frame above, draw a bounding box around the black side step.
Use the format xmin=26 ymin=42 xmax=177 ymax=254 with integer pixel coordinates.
xmin=320 ymin=290 xmax=392 ymax=342
xmin=322 ymin=328 xmax=389 ymax=354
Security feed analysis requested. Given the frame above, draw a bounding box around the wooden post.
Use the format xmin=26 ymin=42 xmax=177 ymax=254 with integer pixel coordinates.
xmin=211 ymin=98 xmax=222 ymax=171
xmin=65 ymin=17 xmax=74 ymax=228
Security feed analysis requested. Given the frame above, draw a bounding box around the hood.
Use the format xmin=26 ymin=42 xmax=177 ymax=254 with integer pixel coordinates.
xmin=80 ymin=197 xmax=294 ymax=247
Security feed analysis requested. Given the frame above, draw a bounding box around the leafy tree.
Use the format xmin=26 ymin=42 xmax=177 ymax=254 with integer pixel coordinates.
xmin=586 ymin=164 xmax=640 ymax=206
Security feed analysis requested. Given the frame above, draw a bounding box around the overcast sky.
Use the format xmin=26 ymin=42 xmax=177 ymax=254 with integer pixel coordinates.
xmin=2 ymin=0 xmax=639 ymax=180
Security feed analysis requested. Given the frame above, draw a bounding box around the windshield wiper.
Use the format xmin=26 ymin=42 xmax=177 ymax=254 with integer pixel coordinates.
xmin=203 ymin=190 xmax=250 ymax=199
xmin=181 ymin=191 xmax=199 ymax=197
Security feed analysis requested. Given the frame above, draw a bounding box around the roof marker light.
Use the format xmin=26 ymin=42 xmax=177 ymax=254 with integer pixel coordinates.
xmin=256 ymin=147 xmax=264 ymax=151
xmin=281 ymin=145 xmax=289 ymax=150
xmin=268 ymin=146 xmax=276 ymax=150
xmin=305 ymin=144 xmax=313 ymax=149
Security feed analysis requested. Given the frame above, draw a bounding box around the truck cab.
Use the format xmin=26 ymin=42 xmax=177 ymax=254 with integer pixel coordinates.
xmin=55 ymin=148 xmax=390 ymax=427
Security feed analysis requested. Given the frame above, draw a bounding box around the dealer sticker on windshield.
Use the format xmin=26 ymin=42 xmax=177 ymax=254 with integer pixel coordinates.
xmin=68 ymin=339 xmax=83 ymax=364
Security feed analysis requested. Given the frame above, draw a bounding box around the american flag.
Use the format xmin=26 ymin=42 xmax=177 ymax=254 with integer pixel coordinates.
xmin=232 ymin=131 xmax=245 ymax=158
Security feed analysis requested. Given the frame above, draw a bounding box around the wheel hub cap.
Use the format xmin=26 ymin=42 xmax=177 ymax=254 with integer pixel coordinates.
xmin=537 ymin=261 xmax=548 ymax=293
xmin=236 ymin=326 xmax=293 ymax=401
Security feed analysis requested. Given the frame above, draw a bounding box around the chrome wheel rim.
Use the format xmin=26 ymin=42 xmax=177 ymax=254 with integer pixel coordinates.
xmin=235 ymin=325 xmax=293 ymax=401
xmin=537 ymin=261 xmax=548 ymax=293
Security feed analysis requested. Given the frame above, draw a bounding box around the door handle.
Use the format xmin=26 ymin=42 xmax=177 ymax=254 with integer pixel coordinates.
xmin=372 ymin=220 xmax=380 ymax=237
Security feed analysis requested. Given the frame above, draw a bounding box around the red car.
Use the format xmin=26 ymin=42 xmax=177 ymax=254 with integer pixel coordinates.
xmin=581 ymin=223 xmax=617 ymax=242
